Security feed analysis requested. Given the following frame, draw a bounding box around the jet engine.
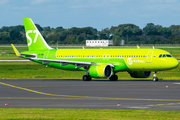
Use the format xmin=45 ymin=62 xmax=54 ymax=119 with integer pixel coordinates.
xmin=128 ymin=71 xmax=151 ymax=78
xmin=89 ymin=64 xmax=113 ymax=78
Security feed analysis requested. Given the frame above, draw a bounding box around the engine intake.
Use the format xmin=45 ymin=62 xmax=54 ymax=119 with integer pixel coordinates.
xmin=89 ymin=64 xmax=112 ymax=78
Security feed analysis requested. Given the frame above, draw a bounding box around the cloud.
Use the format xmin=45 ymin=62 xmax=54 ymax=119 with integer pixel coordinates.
xmin=144 ymin=0 xmax=180 ymax=11
xmin=71 ymin=0 xmax=126 ymax=8
xmin=0 ymin=0 xmax=9 ymax=5
xmin=148 ymin=0 xmax=178 ymax=4
xmin=30 ymin=0 xmax=51 ymax=5
xmin=13 ymin=6 xmax=30 ymax=10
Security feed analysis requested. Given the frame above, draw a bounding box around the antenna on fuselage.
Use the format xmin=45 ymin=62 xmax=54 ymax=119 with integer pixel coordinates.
xmin=152 ymin=46 xmax=155 ymax=49
xmin=82 ymin=46 xmax=84 ymax=49
xmin=56 ymin=41 xmax=58 ymax=49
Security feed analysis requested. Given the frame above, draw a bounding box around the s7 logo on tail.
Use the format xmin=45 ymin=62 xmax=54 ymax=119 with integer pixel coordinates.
xmin=26 ymin=30 xmax=39 ymax=46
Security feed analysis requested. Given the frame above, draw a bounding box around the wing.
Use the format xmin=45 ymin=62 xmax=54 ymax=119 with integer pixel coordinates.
xmin=31 ymin=58 xmax=114 ymax=69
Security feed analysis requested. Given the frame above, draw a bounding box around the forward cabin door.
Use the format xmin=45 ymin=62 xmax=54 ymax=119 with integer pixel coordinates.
xmin=146 ymin=50 xmax=154 ymax=63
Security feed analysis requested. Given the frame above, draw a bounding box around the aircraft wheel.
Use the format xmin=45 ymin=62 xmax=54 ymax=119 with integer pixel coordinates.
xmin=87 ymin=75 xmax=92 ymax=81
xmin=153 ymin=77 xmax=158 ymax=82
xmin=83 ymin=75 xmax=91 ymax=81
xmin=109 ymin=75 xmax=118 ymax=81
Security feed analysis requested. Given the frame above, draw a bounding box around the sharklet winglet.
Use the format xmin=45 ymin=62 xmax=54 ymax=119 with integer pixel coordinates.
xmin=11 ymin=44 xmax=21 ymax=57
xmin=137 ymin=45 xmax=140 ymax=49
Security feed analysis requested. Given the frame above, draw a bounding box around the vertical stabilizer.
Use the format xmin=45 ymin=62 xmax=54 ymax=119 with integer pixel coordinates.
xmin=23 ymin=18 xmax=52 ymax=51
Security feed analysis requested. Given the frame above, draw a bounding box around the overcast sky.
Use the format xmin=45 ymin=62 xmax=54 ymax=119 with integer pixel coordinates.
xmin=0 ymin=0 xmax=180 ymax=30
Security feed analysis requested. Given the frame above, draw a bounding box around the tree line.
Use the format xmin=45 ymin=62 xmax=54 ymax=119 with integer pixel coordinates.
xmin=0 ymin=23 xmax=180 ymax=45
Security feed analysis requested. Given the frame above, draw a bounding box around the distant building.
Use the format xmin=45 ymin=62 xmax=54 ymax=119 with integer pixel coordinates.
xmin=86 ymin=40 xmax=113 ymax=47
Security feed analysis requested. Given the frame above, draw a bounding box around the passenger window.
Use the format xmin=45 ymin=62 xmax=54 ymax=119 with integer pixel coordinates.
xmin=159 ymin=54 xmax=162 ymax=58
xmin=163 ymin=54 xmax=166 ymax=57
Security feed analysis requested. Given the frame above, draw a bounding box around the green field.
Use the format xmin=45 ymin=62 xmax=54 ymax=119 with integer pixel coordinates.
xmin=0 ymin=108 xmax=180 ymax=120
xmin=0 ymin=61 xmax=180 ymax=79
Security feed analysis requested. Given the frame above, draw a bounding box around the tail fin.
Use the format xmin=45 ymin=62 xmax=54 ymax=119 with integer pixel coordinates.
xmin=23 ymin=18 xmax=52 ymax=51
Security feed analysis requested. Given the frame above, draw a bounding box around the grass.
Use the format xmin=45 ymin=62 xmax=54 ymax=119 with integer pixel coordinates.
xmin=0 ymin=61 xmax=180 ymax=79
xmin=0 ymin=108 xmax=180 ymax=119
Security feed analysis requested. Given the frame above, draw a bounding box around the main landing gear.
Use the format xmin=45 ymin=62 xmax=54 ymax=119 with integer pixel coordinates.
xmin=83 ymin=75 xmax=92 ymax=81
xmin=109 ymin=73 xmax=118 ymax=81
xmin=83 ymin=70 xmax=92 ymax=81
xmin=152 ymin=71 xmax=158 ymax=82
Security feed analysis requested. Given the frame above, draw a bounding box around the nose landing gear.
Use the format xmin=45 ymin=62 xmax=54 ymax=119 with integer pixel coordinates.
xmin=152 ymin=71 xmax=158 ymax=81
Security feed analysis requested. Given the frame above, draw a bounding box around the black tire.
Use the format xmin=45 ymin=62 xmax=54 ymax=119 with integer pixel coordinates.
xmin=153 ymin=77 xmax=158 ymax=82
xmin=83 ymin=75 xmax=88 ymax=81
xmin=109 ymin=75 xmax=118 ymax=81
xmin=87 ymin=75 xmax=92 ymax=81
xmin=83 ymin=75 xmax=92 ymax=81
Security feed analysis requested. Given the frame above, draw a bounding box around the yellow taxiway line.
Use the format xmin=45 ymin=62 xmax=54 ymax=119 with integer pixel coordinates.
xmin=174 ymin=83 xmax=180 ymax=85
xmin=1 ymin=81 xmax=180 ymax=101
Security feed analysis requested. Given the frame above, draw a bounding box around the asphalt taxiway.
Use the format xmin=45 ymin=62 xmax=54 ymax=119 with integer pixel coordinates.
xmin=0 ymin=79 xmax=180 ymax=110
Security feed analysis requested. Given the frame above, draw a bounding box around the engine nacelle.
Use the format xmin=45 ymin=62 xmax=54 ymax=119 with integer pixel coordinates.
xmin=128 ymin=71 xmax=151 ymax=78
xmin=89 ymin=64 xmax=113 ymax=78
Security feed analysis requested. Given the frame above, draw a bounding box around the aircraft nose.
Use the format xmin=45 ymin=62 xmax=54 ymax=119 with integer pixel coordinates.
xmin=171 ymin=58 xmax=179 ymax=69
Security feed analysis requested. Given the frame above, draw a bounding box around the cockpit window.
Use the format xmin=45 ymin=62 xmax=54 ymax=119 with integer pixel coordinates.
xmin=159 ymin=54 xmax=162 ymax=58
xmin=166 ymin=54 xmax=172 ymax=57
xmin=159 ymin=54 xmax=172 ymax=58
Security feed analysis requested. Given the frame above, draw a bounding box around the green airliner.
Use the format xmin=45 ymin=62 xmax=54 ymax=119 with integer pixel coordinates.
xmin=12 ymin=18 xmax=179 ymax=81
